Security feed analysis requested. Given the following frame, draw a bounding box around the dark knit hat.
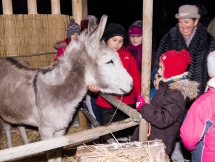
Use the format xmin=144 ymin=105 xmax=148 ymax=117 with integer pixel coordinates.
xmin=67 ymin=19 xmax=81 ymax=39
xmin=103 ymin=23 xmax=126 ymax=43
xmin=160 ymin=49 xmax=191 ymax=78
xmin=80 ymin=15 xmax=98 ymax=31
xmin=128 ymin=20 xmax=142 ymax=36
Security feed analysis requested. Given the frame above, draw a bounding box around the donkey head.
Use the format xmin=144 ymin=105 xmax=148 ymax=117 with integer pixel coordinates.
xmin=79 ymin=15 xmax=133 ymax=94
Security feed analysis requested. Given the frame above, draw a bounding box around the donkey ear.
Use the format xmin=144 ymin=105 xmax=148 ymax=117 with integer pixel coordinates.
xmin=90 ymin=15 xmax=107 ymax=41
xmin=88 ymin=16 xmax=98 ymax=34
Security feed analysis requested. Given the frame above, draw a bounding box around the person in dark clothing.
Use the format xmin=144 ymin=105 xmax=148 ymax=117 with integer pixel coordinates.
xmin=154 ymin=5 xmax=215 ymax=96
xmin=133 ymin=49 xmax=199 ymax=157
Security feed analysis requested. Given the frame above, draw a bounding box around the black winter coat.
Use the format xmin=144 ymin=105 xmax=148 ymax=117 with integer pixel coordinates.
xmin=154 ymin=23 xmax=215 ymax=95
xmin=132 ymin=80 xmax=199 ymax=157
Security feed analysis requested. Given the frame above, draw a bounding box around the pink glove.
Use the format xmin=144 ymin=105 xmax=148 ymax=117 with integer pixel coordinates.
xmin=136 ymin=94 xmax=146 ymax=111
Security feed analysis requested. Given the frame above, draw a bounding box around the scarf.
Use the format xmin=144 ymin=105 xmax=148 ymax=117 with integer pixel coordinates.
xmin=182 ymin=26 xmax=197 ymax=47
xmin=160 ymin=72 xmax=189 ymax=82
xmin=127 ymin=44 xmax=142 ymax=71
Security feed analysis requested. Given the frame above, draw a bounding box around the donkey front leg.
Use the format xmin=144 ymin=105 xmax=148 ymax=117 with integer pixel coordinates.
xmin=17 ymin=126 xmax=29 ymax=145
xmin=40 ymin=128 xmax=66 ymax=162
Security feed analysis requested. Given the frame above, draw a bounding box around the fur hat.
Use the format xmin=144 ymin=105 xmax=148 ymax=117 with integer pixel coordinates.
xmin=160 ymin=49 xmax=191 ymax=79
xmin=207 ymin=50 xmax=215 ymax=78
xmin=128 ymin=20 xmax=142 ymax=36
xmin=103 ymin=23 xmax=126 ymax=43
xmin=67 ymin=19 xmax=81 ymax=39
xmin=80 ymin=15 xmax=98 ymax=31
xmin=175 ymin=5 xmax=200 ymax=19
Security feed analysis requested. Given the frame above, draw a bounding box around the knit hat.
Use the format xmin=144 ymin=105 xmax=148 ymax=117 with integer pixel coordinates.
xmin=207 ymin=50 xmax=215 ymax=78
xmin=160 ymin=49 xmax=191 ymax=79
xmin=80 ymin=15 xmax=98 ymax=31
xmin=67 ymin=19 xmax=81 ymax=39
xmin=103 ymin=23 xmax=126 ymax=43
xmin=175 ymin=5 xmax=200 ymax=19
xmin=128 ymin=20 xmax=142 ymax=36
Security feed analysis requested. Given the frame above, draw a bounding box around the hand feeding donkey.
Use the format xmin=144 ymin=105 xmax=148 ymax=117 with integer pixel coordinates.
xmin=0 ymin=15 xmax=133 ymax=162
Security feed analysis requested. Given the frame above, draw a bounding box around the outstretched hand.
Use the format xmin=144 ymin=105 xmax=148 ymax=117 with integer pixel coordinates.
xmin=87 ymin=83 xmax=100 ymax=93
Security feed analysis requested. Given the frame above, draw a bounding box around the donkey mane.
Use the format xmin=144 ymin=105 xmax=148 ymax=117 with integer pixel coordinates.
xmin=6 ymin=57 xmax=36 ymax=71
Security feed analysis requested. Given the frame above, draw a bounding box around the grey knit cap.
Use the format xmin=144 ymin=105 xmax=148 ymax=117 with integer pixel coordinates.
xmin=67 ymin=19 xmax=81 ymax=39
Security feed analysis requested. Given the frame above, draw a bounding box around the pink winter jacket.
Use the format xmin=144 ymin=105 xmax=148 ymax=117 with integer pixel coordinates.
xmin=180 ymin=84 xmax=215 ymax=162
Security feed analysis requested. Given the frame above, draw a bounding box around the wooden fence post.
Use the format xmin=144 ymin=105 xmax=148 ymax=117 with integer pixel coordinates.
xmin=27 ymin=0 xmax=37 ymax=14
xmin=51 ymin=0 xmax=61 ymax=14
xmin=72 ymin=0 xmax=89 ymax=128
xmin=2 ymin=0 xmax=13 ymax=14
xmin=72 ymin=0 xmax=88 ymax=24
xmin=139 ymin=0 xmax=153 ymax=142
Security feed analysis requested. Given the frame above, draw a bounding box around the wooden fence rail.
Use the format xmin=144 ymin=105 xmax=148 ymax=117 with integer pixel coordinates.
xmin=0 ymin=51 xmax=57 ymax=59
xmin=0 ymin=118 xmax=139 ymax=161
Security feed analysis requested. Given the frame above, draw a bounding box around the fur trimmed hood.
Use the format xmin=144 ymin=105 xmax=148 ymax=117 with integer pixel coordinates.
xmin=169 ymin=79 xmax=199 ymax=100
xmin=53 ymin=39 xmax=70 ymax=50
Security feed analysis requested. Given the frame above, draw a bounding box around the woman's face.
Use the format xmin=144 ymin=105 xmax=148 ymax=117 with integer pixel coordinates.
xmin=70 ymin=33 xmax=80 ymax=41
xmin=107 ymin=36 xmax=124 ymax=51
xmin=130 ymin=36 xmax=142 ymax=46
xmin=178 ymin=18 xmax=199 ymax=37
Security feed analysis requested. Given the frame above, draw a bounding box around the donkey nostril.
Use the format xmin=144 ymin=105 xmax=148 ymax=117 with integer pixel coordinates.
xmin=130 ymin=84 xmax=133 ymax=88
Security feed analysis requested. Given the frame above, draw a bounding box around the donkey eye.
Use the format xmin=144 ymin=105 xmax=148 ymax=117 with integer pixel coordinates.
xmin=106 ymin=60 xmax=114 ymax=64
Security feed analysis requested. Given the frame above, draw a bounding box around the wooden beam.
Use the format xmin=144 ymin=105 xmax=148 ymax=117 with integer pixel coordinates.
xmin=27 ymin=0 xmax=37 ymax=14
xmin=51 ymin=0 xmax=61 ymax=14
xmin=72 ymin=0 xmax=88 ymax=24
xmin=0 ymin=52 xmax=57 ymax=59
xmin=139 ymin=0 xmax=153 ymax=142
xmin=0 ymin=118 xmax=139 ymax=161
xmin=2 ymin=0 xmax=13 ymax=14
xmin=101 ymin=94 xmax=142 ymax=122
xmin=82 ymin=0 xmax=88 ymax=19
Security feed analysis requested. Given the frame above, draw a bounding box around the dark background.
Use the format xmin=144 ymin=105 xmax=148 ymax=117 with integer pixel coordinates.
xmin=0 ymin=0 xmax=214 ymax=47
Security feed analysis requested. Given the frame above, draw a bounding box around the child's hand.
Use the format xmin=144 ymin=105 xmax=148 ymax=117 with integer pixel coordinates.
xmin=136 ymin=94 xmax=146 ymax=111
xmin=88 ymin=84 xmax=100 ymax=93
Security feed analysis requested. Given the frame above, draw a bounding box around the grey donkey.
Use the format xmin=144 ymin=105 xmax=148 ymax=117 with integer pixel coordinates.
xmin=0 ymin=15 xmax=133 ymax=162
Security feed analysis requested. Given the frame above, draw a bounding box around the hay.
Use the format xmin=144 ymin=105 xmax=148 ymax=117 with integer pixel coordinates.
xmin=75 ymin=140 xmax=170 ymax=162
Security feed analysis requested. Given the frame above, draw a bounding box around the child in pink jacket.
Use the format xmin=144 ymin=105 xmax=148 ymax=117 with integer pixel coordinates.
xmin=180 ymin=50 xmax=215 ymax=162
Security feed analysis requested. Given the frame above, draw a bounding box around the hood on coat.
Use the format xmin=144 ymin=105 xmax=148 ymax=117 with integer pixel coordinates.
xmin=53 ymin=39 xmax=69 ymax=50
xmin=169 ymin=79 xmax=199 ymax=100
